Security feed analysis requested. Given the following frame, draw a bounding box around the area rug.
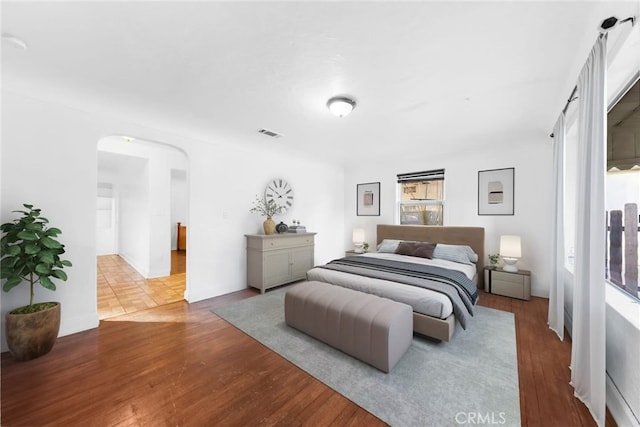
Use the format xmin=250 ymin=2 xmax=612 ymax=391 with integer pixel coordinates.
xmin=212 ymin=288 xmax=520 ymax=427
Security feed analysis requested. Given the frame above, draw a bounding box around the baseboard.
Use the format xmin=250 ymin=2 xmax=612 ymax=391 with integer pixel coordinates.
xmin=147 ymin=268 xmax=171 ymax=279
xmin=185 ymin=283 xmax=247 ymax=303
xmin=607 ymin=373 xmax=640 ymax=427
xmin=59 ymin=312 xmax=100 ymax=337
xmin=118 ymin=253 xmax=148 ymax=277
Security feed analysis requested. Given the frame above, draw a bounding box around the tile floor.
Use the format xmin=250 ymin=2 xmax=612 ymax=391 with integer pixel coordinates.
xmin=97 ymin=251 xmax=186 ymax=319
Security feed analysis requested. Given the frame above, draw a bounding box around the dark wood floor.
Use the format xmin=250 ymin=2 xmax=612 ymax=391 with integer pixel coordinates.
xmin=1 ymin=287 xmax=614 ymax=426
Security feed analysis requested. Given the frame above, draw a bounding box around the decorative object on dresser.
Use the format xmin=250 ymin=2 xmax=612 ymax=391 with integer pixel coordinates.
xmin=288 ymin=220 xmax=306 ymax=233
xmin=245 ymin=232 xmax=316 ymax=294
xmin=478 ymin=167 xmax=515 ymax=215
xmin=275 ymin=221 xmax=288 ymax=234
xmin=484 ymin=266 xmax=531 ymax=300
xmin=352 ymin=228 xmax=365 ymax=253
xmin=249 ymin=195 xmax=284 ymax=235
xmin=356 ymin=182 xmax=380 ymax=216
xmin=500 ymin=235 xmax=522 ymax=272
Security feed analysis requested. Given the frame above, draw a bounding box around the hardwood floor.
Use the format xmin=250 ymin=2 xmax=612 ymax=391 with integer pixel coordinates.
xmin=97 ymin=251 xmax=186 ymax=319
xmin=1 ymin=287 xmax=615 ymax=426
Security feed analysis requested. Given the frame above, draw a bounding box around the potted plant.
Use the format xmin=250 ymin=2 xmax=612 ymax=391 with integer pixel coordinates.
xmin=1 ymin=204 xmax=72 ymax=361
xmin=488 ymin=253 xmax=500 ymax=269
xmin=250 ymin=196 xmax=284 ymax=235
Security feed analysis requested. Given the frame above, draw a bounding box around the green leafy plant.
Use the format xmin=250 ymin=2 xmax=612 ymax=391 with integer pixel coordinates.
xmin=488 ymin=253 xmax=500 ymax=269
xmin=362 ymin=242 xmax=370 ymax=252
xmin=249 ymin=196 xmax=284 ymax=218
xmin=1 ymin=204 xmax=72 ymax=314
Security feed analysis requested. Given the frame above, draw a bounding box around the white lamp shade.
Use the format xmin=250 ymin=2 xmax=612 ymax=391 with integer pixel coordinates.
xmin=500 ymin=235 xmax=522 ymax=258
xmin=352 ymin=228 xmax=365 ymax=243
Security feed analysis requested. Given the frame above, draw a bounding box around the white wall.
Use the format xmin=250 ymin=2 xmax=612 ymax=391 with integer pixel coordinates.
xmin=170 ymin=169 xmax=188 ymax=250
xmin=0 ymin=91 xmax=345 ymax=351
xmin=343 ymin=136 xmax=553 ymax=297
xmin=116 ymin=157 xmax=151 ymax=276
xmin=96 ymin=183 xmax=116 ymax=255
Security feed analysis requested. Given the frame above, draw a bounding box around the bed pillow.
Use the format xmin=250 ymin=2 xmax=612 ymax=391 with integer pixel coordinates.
xmin=377 ymin=239 xmax=402 ymax=253
xmin=432 ymin=244 xmax=478 ymax=265
xmin=394 ymin=241 xmax=437 ymax=259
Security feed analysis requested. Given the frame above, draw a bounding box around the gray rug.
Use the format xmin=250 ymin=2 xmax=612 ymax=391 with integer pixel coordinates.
xmin=212 ymin=288 xmax=520 ymax=427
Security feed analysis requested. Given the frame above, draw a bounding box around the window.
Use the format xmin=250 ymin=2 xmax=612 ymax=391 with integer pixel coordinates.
xmin=606 ymin=76 xmax=640 ymax=300
xmin=397 ymin=169 xmax=444 ymax=225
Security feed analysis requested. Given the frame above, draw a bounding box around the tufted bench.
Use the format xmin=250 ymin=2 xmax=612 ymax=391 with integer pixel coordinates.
xmin=284 ymin=281 xmax=413 ymax=373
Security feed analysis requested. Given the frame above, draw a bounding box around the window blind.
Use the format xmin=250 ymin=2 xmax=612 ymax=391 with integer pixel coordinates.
xmin=397 ymin=169 xmax=445 ymax=183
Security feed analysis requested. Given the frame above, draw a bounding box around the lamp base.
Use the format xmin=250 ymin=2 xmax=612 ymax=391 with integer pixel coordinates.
xmin=502 ymin=257 xmax=519 ymax=273
xmin=353 ymin=243 xmax=364 ymax=254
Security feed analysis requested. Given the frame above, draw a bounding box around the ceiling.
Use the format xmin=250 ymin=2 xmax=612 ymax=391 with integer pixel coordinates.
xmin=2 ymin=1 xmax=639 ymax=164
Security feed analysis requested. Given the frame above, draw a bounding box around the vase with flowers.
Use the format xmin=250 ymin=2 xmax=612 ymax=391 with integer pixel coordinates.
xmin=250 ymin=196 xmax=284 ymax=235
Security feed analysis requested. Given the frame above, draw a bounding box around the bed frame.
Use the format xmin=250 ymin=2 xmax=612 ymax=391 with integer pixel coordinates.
xmin=376 ymin=224 xmax=485 ymax=342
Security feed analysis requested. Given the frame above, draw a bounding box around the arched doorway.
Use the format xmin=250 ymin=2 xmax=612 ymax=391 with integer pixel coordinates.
xmin=96 ymin=135 xmax=189 ymax=319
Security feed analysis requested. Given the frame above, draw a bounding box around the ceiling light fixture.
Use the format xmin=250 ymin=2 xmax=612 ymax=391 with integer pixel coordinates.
xmin=1 ymin=33 xmax=28 ymax=50
xmin=327 ymin=96 xmax=356 ymax=118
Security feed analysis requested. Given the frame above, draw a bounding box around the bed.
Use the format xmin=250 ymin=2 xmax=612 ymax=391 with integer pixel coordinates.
xmin=305 ymin=224 xmax=485 ymax=342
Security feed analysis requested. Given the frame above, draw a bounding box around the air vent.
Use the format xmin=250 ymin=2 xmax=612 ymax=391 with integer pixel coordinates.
xmin=258 ymin=128 xmax=283 ymax=138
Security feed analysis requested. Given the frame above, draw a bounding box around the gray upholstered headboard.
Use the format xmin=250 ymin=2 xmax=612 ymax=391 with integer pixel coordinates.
xmin=376 ymin=224 xmax=485 ymax=289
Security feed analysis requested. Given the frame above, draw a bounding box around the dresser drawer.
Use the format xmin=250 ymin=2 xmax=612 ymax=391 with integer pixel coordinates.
xmin=262 ymin=235 xmax=314 ymax=249
xmin=492 ymin=279 xmax=525 ymax=299
xmin=492 ymin=270 xmax=523 ymax=284
xmin=488 ymin=268 xmax=531 ymax=300
xmin=246 ymin=233 xmax=315 ymax=250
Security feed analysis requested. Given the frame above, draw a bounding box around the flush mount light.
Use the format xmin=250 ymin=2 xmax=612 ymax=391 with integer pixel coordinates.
xmin=1 ymin=33 xmax=28 ymax=50
xmin=327 ymin=96 xmax=356 ymax=118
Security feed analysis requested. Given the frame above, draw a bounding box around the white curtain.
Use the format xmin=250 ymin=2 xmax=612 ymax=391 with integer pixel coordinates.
xmin=571 ymin=34 xmax=607 ymax=427
xmin=548 ymin=114 xmax=565 ymax=341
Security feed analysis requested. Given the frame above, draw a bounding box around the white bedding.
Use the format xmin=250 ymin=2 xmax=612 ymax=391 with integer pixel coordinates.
xmin=358 ymin=252 xmax=477 ymax=280
xmin=306 ymin=252 xmax=477 ymax=320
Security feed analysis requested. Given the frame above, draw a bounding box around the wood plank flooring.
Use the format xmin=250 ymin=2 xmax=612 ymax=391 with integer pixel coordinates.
xmin=2 ymin=286 xmax=616 ymax=426
xmin=97 ymin=251 xmax=186 ymax=319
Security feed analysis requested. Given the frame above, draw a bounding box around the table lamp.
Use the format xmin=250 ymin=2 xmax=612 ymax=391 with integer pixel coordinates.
xmin=500 ymin=235 xmax=522 ymax=272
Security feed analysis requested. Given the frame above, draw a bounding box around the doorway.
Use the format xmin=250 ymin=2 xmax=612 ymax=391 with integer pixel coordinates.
xmin=96 ymin=136 xmax=189 ymax=319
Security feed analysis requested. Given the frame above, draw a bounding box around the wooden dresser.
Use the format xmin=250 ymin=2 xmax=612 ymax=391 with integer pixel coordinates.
xmin=245 ymin=232 xmax=316 ymax=294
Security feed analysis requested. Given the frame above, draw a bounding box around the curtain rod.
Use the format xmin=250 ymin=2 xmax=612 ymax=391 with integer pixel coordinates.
xmin=549 ymin=86 xmax=577 ymax=138
xmin=549 ymin=15 xmax=636 ymax=138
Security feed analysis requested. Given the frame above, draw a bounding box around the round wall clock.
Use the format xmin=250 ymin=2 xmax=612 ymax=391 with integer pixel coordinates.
xmin=265 ymin=178 xmax=294 ymax=211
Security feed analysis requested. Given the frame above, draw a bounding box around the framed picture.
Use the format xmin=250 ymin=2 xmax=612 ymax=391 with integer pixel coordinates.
xmin=478 ymin=168 xmax=514 ymax=215
xmin=357 ymin=182 xmax=380 ymax=216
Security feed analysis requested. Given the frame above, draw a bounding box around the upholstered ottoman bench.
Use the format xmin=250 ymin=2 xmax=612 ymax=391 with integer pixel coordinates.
xmin=284 ymin=281 xmax=413 ymax=373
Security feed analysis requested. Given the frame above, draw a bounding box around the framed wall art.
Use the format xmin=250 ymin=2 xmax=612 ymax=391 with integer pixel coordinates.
xmin=357 ymin=182 xmax=380 ymax=216
xmin=478 ymin=168 xmax=514 ymax=215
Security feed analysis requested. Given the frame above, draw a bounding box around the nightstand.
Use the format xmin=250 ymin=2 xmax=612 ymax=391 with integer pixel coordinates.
xmin=345 ymin=250 xmax=360 ymax=257
xmin=484 ymin=267 xmax=531 ymax=300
